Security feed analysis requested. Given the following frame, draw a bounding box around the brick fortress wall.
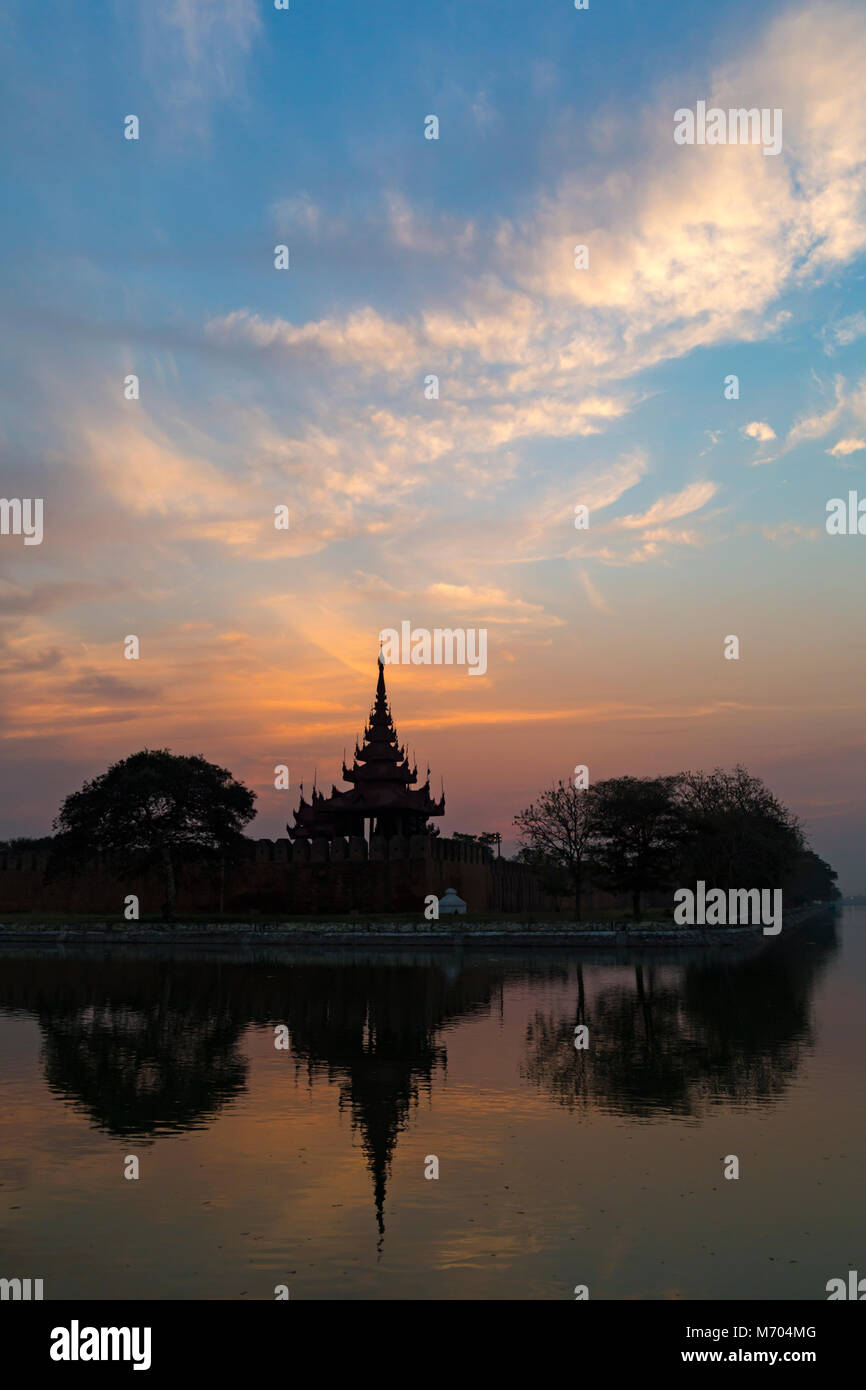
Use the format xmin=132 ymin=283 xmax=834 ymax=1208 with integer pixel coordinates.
xmin=0 ymin=835 xmax=554 ymax=917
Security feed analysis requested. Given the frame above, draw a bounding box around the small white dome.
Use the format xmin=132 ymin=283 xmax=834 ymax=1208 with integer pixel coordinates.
xmin=439 ymin=887 xmax=467 ymax=915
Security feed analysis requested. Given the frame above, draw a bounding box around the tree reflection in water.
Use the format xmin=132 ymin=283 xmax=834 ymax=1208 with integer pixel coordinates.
xmin=522 ymin=914 xmax=838 ymax=1115
xmin=0 ymin=916 xmax=838 ymax=1242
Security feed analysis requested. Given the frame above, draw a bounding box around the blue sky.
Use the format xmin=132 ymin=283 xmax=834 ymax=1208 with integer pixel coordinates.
xmin=1 ymin=0 xmax=865 ymax=889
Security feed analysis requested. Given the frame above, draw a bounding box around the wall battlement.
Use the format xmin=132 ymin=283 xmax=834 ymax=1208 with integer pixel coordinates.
xmin=0 ymin=835 xmax=541 ymax=916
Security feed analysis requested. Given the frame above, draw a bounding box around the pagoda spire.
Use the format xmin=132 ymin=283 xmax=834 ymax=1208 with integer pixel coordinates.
xmin=375 ymin=640 xmax=387 ymax=708
xmin=288 ymin=640 xmax=445 ymax=841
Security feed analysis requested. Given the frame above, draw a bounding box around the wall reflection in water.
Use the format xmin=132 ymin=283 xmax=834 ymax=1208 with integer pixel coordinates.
xmin=0 ymin=914 xmax=838 ymax=1245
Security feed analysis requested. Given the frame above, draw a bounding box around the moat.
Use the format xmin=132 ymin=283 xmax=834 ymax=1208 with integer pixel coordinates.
xmin=0 ymin=906 xmax=862 ymax=1300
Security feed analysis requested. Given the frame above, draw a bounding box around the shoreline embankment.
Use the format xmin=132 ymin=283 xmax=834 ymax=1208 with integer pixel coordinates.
xmin=0 ymin=903 xmax=833 ymax=948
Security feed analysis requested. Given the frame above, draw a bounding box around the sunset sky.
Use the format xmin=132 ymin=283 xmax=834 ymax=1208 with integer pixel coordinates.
xmin=1 ymin=0 xmax=864 ymax=889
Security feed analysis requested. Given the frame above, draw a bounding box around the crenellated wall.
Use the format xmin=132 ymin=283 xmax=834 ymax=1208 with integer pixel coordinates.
xmin=0 ymin=836 xmax=554 ymax=917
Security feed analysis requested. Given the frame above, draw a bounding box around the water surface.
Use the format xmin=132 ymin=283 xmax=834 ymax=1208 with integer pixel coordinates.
xmin=1 ymin=908 xmax=863 ymax=1299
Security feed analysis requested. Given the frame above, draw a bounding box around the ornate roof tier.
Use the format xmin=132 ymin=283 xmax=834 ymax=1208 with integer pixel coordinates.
xmin=289 ymin=648 xmax=445 ymax=841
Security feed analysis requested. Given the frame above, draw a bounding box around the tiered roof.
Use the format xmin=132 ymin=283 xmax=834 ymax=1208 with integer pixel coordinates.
xmin=289 ymin=649 xmax=445 ymax=840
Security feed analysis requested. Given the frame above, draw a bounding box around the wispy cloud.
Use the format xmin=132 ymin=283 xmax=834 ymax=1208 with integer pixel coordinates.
xmin=137 ymin=0 xmax=262 ymax=143
xmin=827 ymin=437 xmax=866 ymax=456
xmin=579 ymin=569 xmax=611 ymax=614
xmin=822 ymin=311 xmax=866 ymax=354
xmin=784 ymin=374 xmax=847 ymax=451
xmin=618 ymin=481 xmax=718 ymax=530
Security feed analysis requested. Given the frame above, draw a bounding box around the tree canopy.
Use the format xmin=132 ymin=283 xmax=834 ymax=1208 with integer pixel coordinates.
xmin=50 ymin=749 xmax=256 ymax=916
xmin=513 ymin=780 xmax=596 ymax=920
xmin=514 ymin=767 xmax=831 ymax=921
xmin=588 ymin=776 xmax=684 ymax=920
xmin=674 ymin=765 xmax=803 ymax=891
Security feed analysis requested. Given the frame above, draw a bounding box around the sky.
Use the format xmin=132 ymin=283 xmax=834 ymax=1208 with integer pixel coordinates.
xmin=0 ymin=0 xmax=864 ymax=889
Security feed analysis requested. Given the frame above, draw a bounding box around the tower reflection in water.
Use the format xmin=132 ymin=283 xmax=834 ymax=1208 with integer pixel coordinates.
xmin=0 ymin=913 xmax=837 ymax=1243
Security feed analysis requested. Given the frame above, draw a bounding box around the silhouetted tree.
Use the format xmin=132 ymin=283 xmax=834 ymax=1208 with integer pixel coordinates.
xmin=50 ymin=749 xmax=256 ymax=917
xmin=589 ymin=776 xmax=683 ymax=919
xmin=477 ymin=831 xmax=501 ymax=857
xmin=0 ymin=836 xmax=55 ymax=856
xmin=674 ymin=766 xmax=803 ymax=891
xmin=784 ymin=849 xmax=840 ymax=904
xmin=514 ymin=781 xmax=595 ymax=920
xmin=452 ymin=831 xmax=500 ymax=856
xmin=3 ymin=836 xmax=54 ymax=849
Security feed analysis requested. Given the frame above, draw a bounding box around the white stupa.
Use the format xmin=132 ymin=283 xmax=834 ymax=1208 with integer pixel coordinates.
xmin=439 ymin=887 xmax=467 ymax=915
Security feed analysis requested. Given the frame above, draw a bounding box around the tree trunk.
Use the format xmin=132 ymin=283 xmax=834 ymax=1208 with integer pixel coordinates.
xmin=161 ymin=844 xmax=176 ymax=919
xmin=632 ymin=887 xmax=641 ymax=921
xmin=572 ymin=867 xmax=586 ymax=922
xmin=635 ymin=964 xmax=653 ymax=1046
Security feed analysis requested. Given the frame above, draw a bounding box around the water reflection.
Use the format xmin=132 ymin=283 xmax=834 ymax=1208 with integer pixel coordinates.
xmin=0 ymin=914 xmax=839 ymax=1241
xmin=523 ymin=916 xmax=838 ymax=1116
xmin=271 ymin=961 xmax=496 ymax=1240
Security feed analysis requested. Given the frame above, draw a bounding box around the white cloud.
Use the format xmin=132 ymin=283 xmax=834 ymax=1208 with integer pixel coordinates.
xmin=700 ymin=429 xmax=724 ymax=456
xmin=827 ymin=437 xmax=866 ymax=456
xmin=61 ymin=2 xmax=866 ymax=595
xmin=761 ymin=522 xmax=820 ymax=544
xmin=204 ymin=3 xmax=866 ymax=510
xmin=426 ymin=583 xmax=563 ymax=626
xmin=618 ymin=481 xmax=719 ymax=530
xmin=822 ymin=311 xmax=866 ymax=354
xmin=385 ymin=192 xmax=476 ymax=255
xmin=741 ymin=421 xmax=777 ymax=443
xmin=518 ymin=449 xmax=649 ymax=552
xmin=784 ymin=375 xmax=847 ymax=450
